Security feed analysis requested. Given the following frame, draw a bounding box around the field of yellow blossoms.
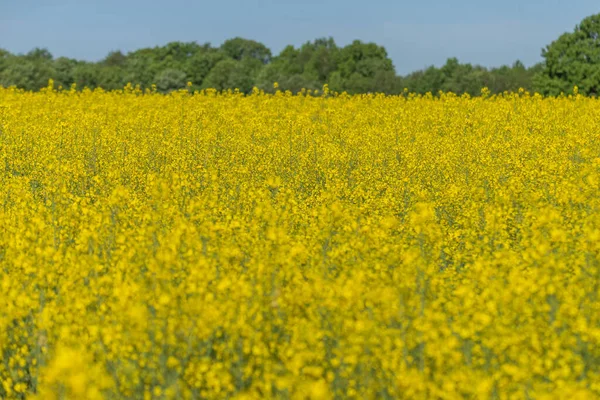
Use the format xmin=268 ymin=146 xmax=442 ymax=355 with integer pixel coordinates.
xmin=1 ymin=82 xmax=600 ymax=399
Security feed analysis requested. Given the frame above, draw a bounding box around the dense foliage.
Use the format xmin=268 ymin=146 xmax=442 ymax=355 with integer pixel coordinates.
xmin=534 ymin=14 xmax=600 ymax=96
xmin=1 ymin=86 xmax=600 ymax=398
xmin=0 ymin=37 xmax=540 ymax=95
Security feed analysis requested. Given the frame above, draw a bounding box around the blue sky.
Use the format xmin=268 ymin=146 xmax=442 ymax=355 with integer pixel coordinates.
xmin=1 ymin=0 xmax=598 ymax=74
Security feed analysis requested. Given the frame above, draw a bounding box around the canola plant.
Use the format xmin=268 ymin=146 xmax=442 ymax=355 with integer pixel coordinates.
xmin=1 ymin=83 xmax=600 ymax=399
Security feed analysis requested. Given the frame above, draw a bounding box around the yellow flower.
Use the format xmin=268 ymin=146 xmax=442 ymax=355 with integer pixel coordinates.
xmin=2 ymin=86 xmax=600 ymax=399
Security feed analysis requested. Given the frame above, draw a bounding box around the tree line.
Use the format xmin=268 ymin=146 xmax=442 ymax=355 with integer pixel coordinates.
xmin=1 ymin=13 xmax=599 ymax=96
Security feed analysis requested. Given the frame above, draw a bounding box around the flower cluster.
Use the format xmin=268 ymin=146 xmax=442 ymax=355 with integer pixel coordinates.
xmin=0 ymin=85 xmax=599 ymax=399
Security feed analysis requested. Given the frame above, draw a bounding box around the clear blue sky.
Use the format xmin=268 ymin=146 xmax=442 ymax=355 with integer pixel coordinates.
xmin=1 ymin=0 xmax=598 ymax=74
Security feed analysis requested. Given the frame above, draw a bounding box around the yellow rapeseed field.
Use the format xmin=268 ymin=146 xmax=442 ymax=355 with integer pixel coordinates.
xmin=1 ymin=82 xmax=600 ymax=399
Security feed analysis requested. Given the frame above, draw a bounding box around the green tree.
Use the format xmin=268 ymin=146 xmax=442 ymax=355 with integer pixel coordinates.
xmin=402 ymin=66 xmax=444 ymax=94
xmin=185 ymin=48 xmax=227 ymax=88
xmin=256 ymin=38 xmax=339 ymax=92
xmin=202 ymin=59 xmax=255 ymax=92
xmin=329 ymin=40 xmax=398 ymax=94
xmin=0 ymin=56 xmax=55 ymax=90
xmin=155 ymin=68 xmax=188 ymax=92
xmin=71 ymin=62 xmax=101 ymax=89
xmin=124 ymin=48 xmax=163 ymax=88
xmin=102 ymin=50 xmax=127 ymax=67
xmin=25 ymin=48 xmax=53 ymax=61
xmin=53 ymin=57 xmax=79 ymax=88
xmin=221 ymin=38 xmax=271 ymax=64
xmin=440 ymin=59 xmax=490 ymax=95
xmin=534 ymin=13 xmax=600 ymax=96
xmin=0 ymin=49 xmax=12 ymax=79
xmin=97 ymin=66 xmax=126 ymax=90
xmin=487 ymin=61 xmax=537 ymax=93
xmin=298 ymin=38 xmax=339 ymax=83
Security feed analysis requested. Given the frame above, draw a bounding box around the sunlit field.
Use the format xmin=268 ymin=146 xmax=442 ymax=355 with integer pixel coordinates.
xmin=1 ymin=83 xmax=600 ymax=399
